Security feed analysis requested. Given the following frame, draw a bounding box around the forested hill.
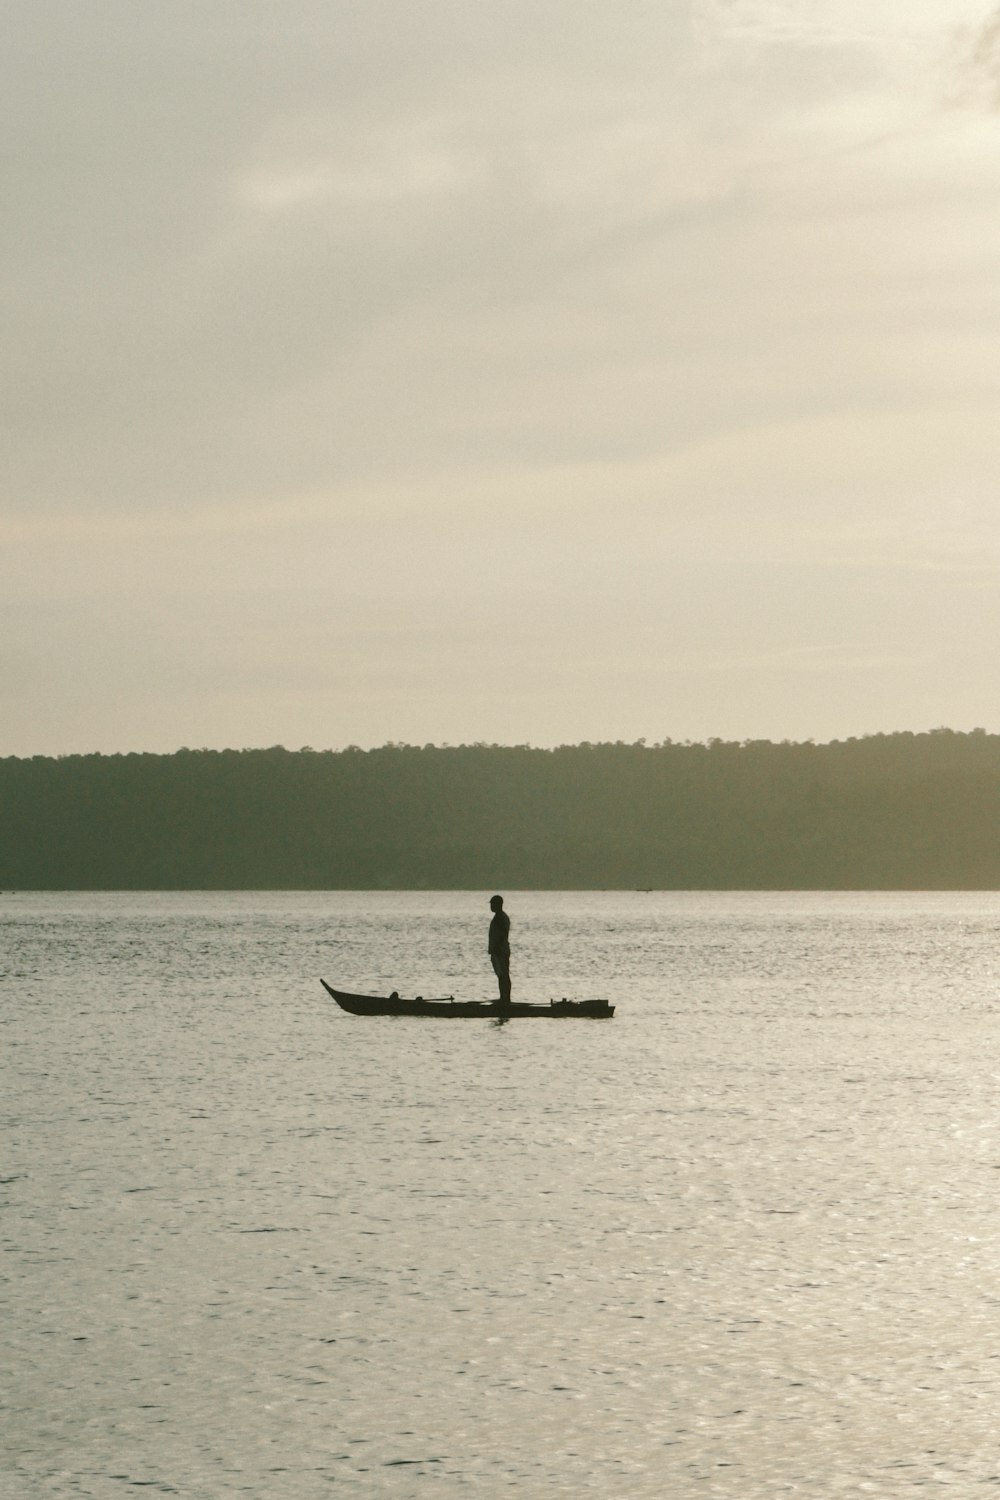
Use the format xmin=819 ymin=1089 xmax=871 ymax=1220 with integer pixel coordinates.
xmin=3 ymin=731 xmax=1000 ymax=889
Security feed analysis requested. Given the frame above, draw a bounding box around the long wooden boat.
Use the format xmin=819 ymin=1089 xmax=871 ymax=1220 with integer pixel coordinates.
xmin=321 ymin=980 xmax=613 ymax=1019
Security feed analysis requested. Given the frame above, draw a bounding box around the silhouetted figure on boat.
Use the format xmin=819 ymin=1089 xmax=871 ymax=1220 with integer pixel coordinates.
xmin=488 ymin=894 xmax=511 ymax=1008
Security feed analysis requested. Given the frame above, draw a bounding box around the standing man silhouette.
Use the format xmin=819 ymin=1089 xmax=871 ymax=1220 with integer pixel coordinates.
xmin=488 ymin=894 xmax=511 ymax=1008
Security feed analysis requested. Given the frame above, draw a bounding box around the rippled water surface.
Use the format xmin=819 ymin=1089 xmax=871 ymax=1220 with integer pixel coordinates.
xmin=5 ymin=890 xmax=1000 ymax=1498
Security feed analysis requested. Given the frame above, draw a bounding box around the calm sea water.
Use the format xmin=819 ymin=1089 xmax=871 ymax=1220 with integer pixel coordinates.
xmin=5 ymin=890 xmax=1000 ymax=1499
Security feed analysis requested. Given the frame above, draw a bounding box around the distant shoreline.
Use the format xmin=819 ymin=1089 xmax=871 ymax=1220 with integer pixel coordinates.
xmin=4 ymin=731 xmax=999 ymax=889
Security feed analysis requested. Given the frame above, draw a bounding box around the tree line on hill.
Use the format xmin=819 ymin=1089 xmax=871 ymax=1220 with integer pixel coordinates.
xmin=2 ymin=729 xmax=1000 ymax=889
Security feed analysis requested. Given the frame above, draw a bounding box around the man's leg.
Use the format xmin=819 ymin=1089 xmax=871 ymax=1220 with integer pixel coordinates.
xmin=492 ymin=955 xmax=511 ymax=1005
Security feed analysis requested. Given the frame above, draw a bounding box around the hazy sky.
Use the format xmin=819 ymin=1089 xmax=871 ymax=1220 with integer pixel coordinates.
xmin=5 ymin=0 xmax=1000 ymax=755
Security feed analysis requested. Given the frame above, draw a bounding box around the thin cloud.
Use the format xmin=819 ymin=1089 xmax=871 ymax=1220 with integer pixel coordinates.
xmin=966 ymin=6 xmax=1000 ymax=105
xmin=700 ymin=0 xmax=956 ymax=52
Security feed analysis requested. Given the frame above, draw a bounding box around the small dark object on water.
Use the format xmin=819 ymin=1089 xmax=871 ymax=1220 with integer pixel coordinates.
xmin=321 ymin=981 xmax=614 ymax=1019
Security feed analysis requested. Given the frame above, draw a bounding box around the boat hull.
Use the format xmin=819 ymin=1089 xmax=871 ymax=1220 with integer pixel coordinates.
xmin=321 ymin=980 xmax=613 ymax=1018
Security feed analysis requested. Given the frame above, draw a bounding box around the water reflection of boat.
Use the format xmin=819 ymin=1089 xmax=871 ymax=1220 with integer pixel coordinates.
xmin=321 ymin=980 xmax=614 ymax=1019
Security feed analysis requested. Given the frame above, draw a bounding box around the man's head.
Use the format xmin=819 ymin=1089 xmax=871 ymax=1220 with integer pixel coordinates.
xmin=489 ymin=894 xmax=504 ymax=912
